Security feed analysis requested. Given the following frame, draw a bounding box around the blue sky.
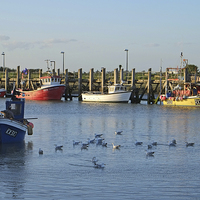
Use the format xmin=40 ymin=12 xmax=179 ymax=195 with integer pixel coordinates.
xmin=1 ymin=0 xmax=200 ymax=73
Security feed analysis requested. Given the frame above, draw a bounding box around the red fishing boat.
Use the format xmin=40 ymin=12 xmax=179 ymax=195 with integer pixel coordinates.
xmin=15 ymin=75 xmax=65 ymax=101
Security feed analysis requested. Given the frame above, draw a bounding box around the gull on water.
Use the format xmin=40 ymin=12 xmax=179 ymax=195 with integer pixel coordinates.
xmin=186 ymin=142 xmax=195 ymax=147
xmin=146 ymin=151 xmax=155 ymax=157
xmin=39 ymin=148 xmax=43 ymax=155
xmin=172 ymin=139 xmax=177 ymax=144
xmin=135 ymin=141 xmax=143 ymax=146
xmin=73 ymin=140 xmax=80 ymax=145
xmin=152 ymin=142 xmax=157 ymax=146
xmin=148 ymin=144 xmax=153 ymax=149
xmin=169 ymin=142 xmax=176 ymax=147
xmin=96 ymin=138 xmax=104 ymax=145
xmin=55 ymin=145 xmax=63 ymax=151
xmin=92 ymin=157 xmax=98 ymax=165
xmin=102 ymin=141 xmax=107 ymax=147
xmin=115 ymin=131 xmax=123 ymax=135
xmin=94 ymin=163 xmax=105 ymax=169
xmin=81 ymin=142 xmax=89 ymax=147
xmin=88 ymin=138 xmax=96 ymax=144
xmin=112 ymin=143 xmax=121 ymax=149
xmin=95 ymin=133 xmax=103 ymax=138
xmin=81 ymin=145 xmax=88 ymax=150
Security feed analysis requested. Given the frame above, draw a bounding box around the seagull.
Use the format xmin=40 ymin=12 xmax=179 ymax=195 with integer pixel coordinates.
xmin=169 ymin=142 xmax=176 ymax=147
xmin=92 ymin=157 xmax=98 ymax=165
xmin=55 ymin=145 xmax=63 ymax=151
xmin=152 ymin=142 xmax=157 ymax=146
xmin=39 ymin=148 xmax=43 ymax=154
xmin=94 ymin=163 xmax=105 ymax=169
xmin=88 ymin=138 xmax=95 ymax=144
xmin=81 ymin=142 xmax=89 ymax=147
xmin=135 ymin=141 xmax=143 ymax=146
xmin=81 ymin=142 xmax=89 ymax=150
xmin=102 ymin=141 xmax=107 ymax=147
xmin=115 ymin=131 xmax=123 ymax=135
xmin=96 ymin=138 xmax=104 ymax=145
xmin=172 ymin=139 xmax=177 ymax=144
xmin=148 ymin=144 xmax=152 ymax=149
xmin=95 ymin=133 xmax=103 ymax=138
xmin=112 ymin=143 xmax=121 ymax=149
xmin=73 ymin=140 xmax=80 ymax=145
xmin=81 ymin=144 xmax=88 ymax=150
xmin=146 ymin=151 xmax=155 ymax=157
xmin=186 ymin=142 xmax=194 ymax=147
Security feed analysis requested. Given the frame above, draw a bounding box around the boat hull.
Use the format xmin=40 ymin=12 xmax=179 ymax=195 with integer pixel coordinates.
xmin=16 ymin=85 xmax=65 ymax=100
xmin=0 ymin=89 xmax=6 ymax=97
xmin=0 ymin=119 xmax=27 ymax=143
xmin=82 ymin=91 xmax=131 ymax=102
xmin=162 ymin=96 xmax=200 ymax=106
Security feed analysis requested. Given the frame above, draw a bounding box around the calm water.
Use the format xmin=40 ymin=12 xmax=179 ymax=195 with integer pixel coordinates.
xmin=0 ymin=98 xmax=200 ymax=199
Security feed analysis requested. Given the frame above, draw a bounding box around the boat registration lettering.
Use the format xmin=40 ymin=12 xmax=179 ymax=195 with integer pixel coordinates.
xmin=5 ymin=128 xmax=18 ymax=137
xmin=195 ymin=100 xmax=200 ymax=105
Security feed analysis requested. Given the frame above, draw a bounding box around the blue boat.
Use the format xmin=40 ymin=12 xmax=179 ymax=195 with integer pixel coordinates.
xmin=0 ymin=94 xmax=34 ymax=143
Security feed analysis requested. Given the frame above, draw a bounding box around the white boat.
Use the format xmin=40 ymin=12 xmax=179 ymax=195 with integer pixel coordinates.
xmin=81 ymin=84 xmax=131 ymax=103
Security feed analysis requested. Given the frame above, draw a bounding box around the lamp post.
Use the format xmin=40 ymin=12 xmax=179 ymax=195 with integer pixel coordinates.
xmin=124 ymin=49 xmax=128 ymax=80
xmin=1 ymin=52 xmax=5 ymax=72
xmin=61 ymin=51 xmax=64 ymax=75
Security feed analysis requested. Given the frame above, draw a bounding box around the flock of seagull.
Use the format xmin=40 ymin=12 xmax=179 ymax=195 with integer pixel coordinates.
xmin=38 ymin=131 xmax=195 ymax=169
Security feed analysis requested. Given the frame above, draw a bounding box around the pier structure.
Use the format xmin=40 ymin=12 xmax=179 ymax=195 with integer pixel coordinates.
xmin=0 ymin=65 xmax=195 ymax=104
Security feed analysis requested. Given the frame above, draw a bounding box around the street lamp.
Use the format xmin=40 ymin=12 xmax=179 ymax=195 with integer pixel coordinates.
xmin=1 ymin=52 xmax=5 ymax=72
xmin=61 ymin=51 xmax=64 ymax=75
xmin=124 ymin=49 xmax=128 ymax=80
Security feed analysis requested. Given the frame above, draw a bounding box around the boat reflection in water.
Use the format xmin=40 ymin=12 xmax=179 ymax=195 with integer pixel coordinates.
xmin=0 ymin=141 xmax=29 ymax=199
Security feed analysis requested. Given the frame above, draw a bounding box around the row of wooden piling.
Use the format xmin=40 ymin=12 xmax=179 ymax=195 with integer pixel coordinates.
xmin=1 ymin=66 xmax=190 ymax=104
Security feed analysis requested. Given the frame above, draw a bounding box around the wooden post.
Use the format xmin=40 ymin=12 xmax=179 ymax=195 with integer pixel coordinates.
xmin=195 ymin=67 xmax=197 ymax=84
xmin=5 ymin=69 xmax=8 ymax=92
xmin=39 ymin=69 xmax=42 ymax=78
xmin=165 ymin=68 xmax=169 ymax=95
xmin=114 ymin=68 xmax=118 ymax=85
xmin=147 ymin=68 xmax=151 ymax=104
xmin=131 ymin=68 xmax=135 ymax=88
xmin=57 ymin=69 xmax=60 ymax=76
xmin=89 ymin=68 xmax=94 ymax=91
xmin=120 ymin=68 xmax=123 ymax=84
xmin=28 ymin=70 xmax=31 ymax=89
xmin=16 ymin=66 xmax=20 ymax=88
xmin=101 ymin=67 xmax=105 ymax=93
xmin=65 ymin=69 xmax=71 ymax=100
xmin=78 ymin=68 xmax=82 ymax=101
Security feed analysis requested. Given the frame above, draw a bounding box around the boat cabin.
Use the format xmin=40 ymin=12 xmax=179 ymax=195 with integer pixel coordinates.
xmin=6 ymin=99 xmax=25 ymax=122
xmin=40 ymin=76 xmax=62 ymax=87
xmin=108 ymin=84 xmax=126 ymax=94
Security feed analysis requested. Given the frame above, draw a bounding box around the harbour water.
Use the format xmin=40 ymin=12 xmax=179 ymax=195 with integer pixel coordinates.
xmin=0 ymin=98 xmax=200 ymax=199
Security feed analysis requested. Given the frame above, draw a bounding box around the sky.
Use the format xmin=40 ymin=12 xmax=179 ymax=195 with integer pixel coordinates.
xmin=1 ymin=0 xmax=200 ymax=73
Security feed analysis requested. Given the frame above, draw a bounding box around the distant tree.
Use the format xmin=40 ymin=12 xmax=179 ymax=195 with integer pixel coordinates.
xmin=185 ymin=64 xmax=198 ymax=74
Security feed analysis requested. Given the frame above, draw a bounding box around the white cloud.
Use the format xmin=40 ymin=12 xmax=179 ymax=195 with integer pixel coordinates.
xmin=0 ymin=35 xmax=10 ymax=41
xmin=2 ymin=41 xmax=34 ymax=50
xmin=2 ymin=38 xmax=77 ymax=50
xmin=144 ymin=43 xmax=160 ymax=47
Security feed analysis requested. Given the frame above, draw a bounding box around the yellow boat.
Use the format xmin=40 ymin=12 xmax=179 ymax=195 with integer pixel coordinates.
xmin=162 ymin=96 xmax=200 ymax=106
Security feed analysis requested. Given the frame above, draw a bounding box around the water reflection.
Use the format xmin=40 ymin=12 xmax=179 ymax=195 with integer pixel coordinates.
xmin=0 ymin=142 xmax=28 ymax=199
